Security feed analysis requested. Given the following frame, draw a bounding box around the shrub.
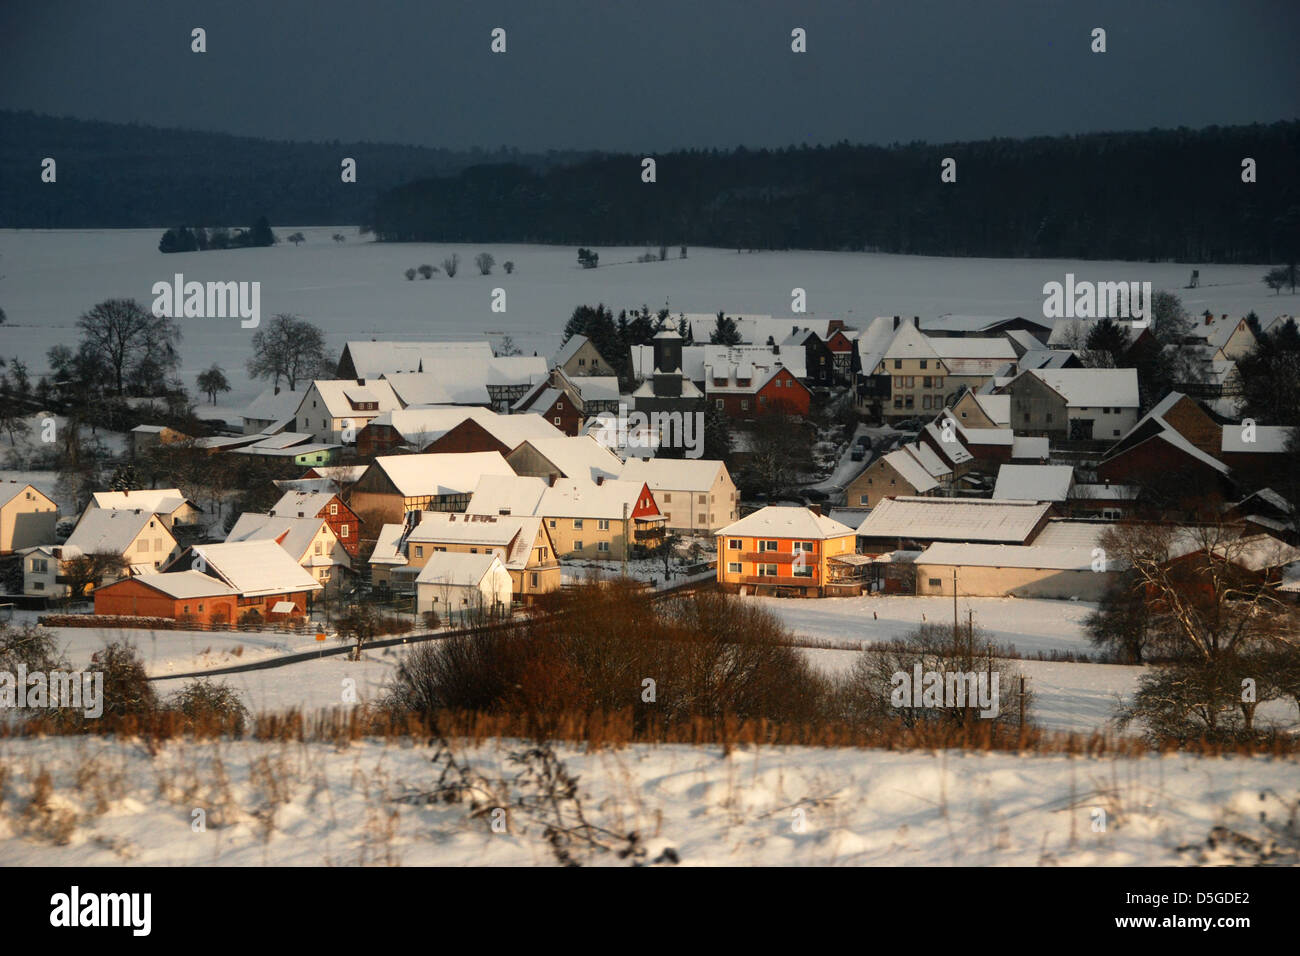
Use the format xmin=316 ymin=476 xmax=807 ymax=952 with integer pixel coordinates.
xmin=168 ymin=678 xmax=249 ymax=734
xmin=89 ymin=641 xmax=157 ymax=720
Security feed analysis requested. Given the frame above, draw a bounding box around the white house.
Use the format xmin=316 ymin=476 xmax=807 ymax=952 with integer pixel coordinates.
xmin=617 ymin=458 xmax=739 ymax=533
xmin=225 ymin=512 xmax=351 ymax=586
xmin=294 ymin=379 xmax=402 ymax=443
xmin=414 ymin=551 xmax=514 ymax=620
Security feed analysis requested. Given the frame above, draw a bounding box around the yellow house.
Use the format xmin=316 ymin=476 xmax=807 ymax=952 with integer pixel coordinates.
xmin=371 ymin=512 xmax=561 ymax=603
xmin=0 ymin=483 xmax=58 ymax=554
xmin=715 ymin=506 xmax=863 ymax=597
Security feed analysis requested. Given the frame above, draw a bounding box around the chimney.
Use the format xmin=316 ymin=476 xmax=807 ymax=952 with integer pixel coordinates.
xmin=809 ymin=504 xmax=822 ymax=517
xmin=912 ymin=316 xmax=919 ymax=327
xmin=356 ymin=378 xmax=365 ymax=386
xmin=273 ymin=385 xmax=280 ymax=395
xmin=596 ymin=475 xmax=605 ymax=486
xmin=893 ymin=316 xmax=901 ymax=330
xmin=548 ymin=473 xmax=557 ymax=486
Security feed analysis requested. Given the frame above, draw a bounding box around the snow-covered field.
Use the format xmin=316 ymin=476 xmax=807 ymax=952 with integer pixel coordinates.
xmin=1 ymin=228 xmax=1292 ymax=409
xmin=1 ymin=735 xmax=1295 ymax=866
xmin=754 ymin=593 xmax=1098 ymax=657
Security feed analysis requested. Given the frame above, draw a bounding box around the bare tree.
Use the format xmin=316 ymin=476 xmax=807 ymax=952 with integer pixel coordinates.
xmin=503 ymin=261 xmax=515 ymax=275
xmin=442 ymin=254 xmax=460 ymax=278
xmin=418 ymin=264 xmax=435 ymax=279
xmin=76 ymin=299 xmax=181 ymax=396
xmin=404 ymin=268 xmax=417 ymax=281
xmin=475 ymin=252 xmax=495 ymax=276
xmin=60 ymin=550 xmax=129 ymax=603
xmin=247 ymin=313 xmax=329 ymax=390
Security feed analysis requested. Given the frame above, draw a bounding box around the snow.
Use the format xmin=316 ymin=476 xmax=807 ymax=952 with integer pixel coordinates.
xmin=857 ymin=497 xmax=1052 ymax=544
xmin=3 ymin=734 xmax=1298 ymax=866
xmin=2 ymin=228 xmax=1293 ymax=411
xmin=993 ymin=464 xmax=1075 ymax=502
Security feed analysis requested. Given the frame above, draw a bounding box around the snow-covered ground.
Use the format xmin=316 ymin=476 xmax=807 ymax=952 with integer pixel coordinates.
xmin=754 ymin=593 xmax=1098 ymax=657
xmin=1 ymin=228 xmax=1292 ymax=410
xmin=2 ymin=735 xmax=1296 ymax=866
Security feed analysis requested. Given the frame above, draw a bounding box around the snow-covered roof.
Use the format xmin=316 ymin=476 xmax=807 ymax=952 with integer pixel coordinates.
xmin=467 ymin=474 xmax=550 ymax=516
xmin=617 ymin=457 xmax=726 ymax=492
xmin=1011 ymin=436 xmax=1051 ymax=461
xmin=414 ymin=551 xmax=505 ymax=588
xmin=569 ymin=376 xmax=621 ymax=401
xmin=916 ymin=542 xmax=1109 ymax=572
xmin=1031 ymin=519 xmax=1114 ymax=549
xmin=370 ymin=523 xmax=408 ymax=565
xmin=1221 ymin=425 xmax=1289 ymax=454
xmin=243 ymin=387 xmax=304 ymax=424
xmin=553 ymin=334 xmax=591 ymax=367
xmin=513 ymin=437 xmax=624 ymax=482
xmin=538 ymin=478 xmax=657 ymax=520
xmin=1280 ymin=561 xmax=1300 ymax=593
xmin=269 ymin=490 xmax=340 ymax=519
xmin=65 ymin=508 xmax=161 ymax=556
xmin=370 ymin=452 xmax=515 ymax=498
xmin=1017 ymin=348 xmax=1078 ymax=371
xmin=1212 ymin=533 xmax=1300 ymax=572
xmin=973 ymin=394 xmax=1010 ymax=425
xmin=365 ymin=407 xmax=564 ymax=449
xmin=993 ymin=464 xmax=1075 ymax=502
xmin=225 ymin=513 xmax=335 ymax=563
xmin=903 ymin=441 xmax=952 ymax=480
xmin=922 ymin=421 xmax=975 ymax=465
xmin=306 ymin=465 xmax=368 ymax=484
xmin=408 ymin=512 xmax=546 ymax=571
xmin=921 ymin=314 xmax=1052 ymax=334
xmin=857 ymin=497 xmax=1052 ymax=544
xmin=130 ymin=570 xmax=239 ymax=599
xmin=184 ymin=540 xmax=322 ymax=595
xmin=1024 ymin=368 xmax=1140 ymax=408
xmin=880 ymin=323 xmax=939 ymax=363
xmin=383 ymin=372 xmax=489 ymax=407
xmin=304 ymin=379 xmax=402 ymax=418
xmin=716 ymin=506 xmax=856 ymax=540
xmin=880 ymin=449 xmax=939 ymax=494
xmin=340 ymin=340 xmax=494 ymax=378
xmin=931 ymin=337 xmax=1016 ymax=361
xmin=90 ymin=488 xmax=193 ymax=516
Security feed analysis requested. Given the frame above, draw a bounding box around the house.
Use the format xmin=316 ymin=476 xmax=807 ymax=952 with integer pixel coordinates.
xmin=0 ymin=482 xmax=58 ymax=555
xmin=373 ymin=511 xmax=561 ymax=603
xmin=91 ymin=571 xmax=240 ymax=624
xmin=825 ymin=324 xmax=860 ymax=382
xmin=162 ymin=539 xmax=323 ymax=619
xmin=856 ymin=497 xmax=1053 ymax=554
xmin=413 ymin=552 xmax=514 ymax=620
xmin=1067 ymin=483 xmax=1141 ymax=520
xmin=715 ymin=506 xmax=862 ymax=597
xmin=336 ymin=340 xmax=494 ymax=380
xmin=781 ymin=327 xmax=836 ymax=385
xmin=225 ymin=513 xmax=350 ymax=587
xmin=506 ymin=436 xmax=624 ymax=484
xmin=949 ymin=392 xmax=1010 ymax=429
xmin=992 ymin=464 xmax=1075 ymax=504
xmin=616 ymin=458 xmax=738 ymax=533
xmin=467 ymin=475 xmax=666 ymax=560
xmin=227 ymin=432 xmax=343 ymax=467
xmin=240 ymin=387 xmax=303 ymax=435
xmin=919 ymin=314 xmax=1053 ymax=341
xmin=844 ymin=446 xmax=946 ymax=509
xmin=129 ymin=424 xmax=189 ymax=459
xmin=268 ymin=489 xmax=362 ymax=556
xmin=553 ymin=334 xmax=615 ymax=379
xmin=382 ymin=355 xmax=549 ymax=411
xmin=870 ymin=324 xmax=1015 ymax=419
xmin=1219 ymin=424 xmax=1290 ymax=486
xmin=350 ymin=452 xmax=516 ymax=523
xmin=512 ymin=369 xmax=587 ymax=435
xmin=1097 ymin=427 xmax=1234 ymax=503
xmin=355 ymin=407 xmax=564 ymax=457
xmin=706 ymin=363 xmax=810 ymax=419
xmin=293 ymin=378 xmax=402 ymax=443
xmin=913 ymin=541 xmax=1116 ymax=600
xmin=27 ymin=508 xmax=180 ymax=597
xmin=1009 ymin=368 xmax=1140 ymax=441
xmin=568 ymin=377 xmax=622 ymax=416
xmin=88 ymin=488 xmax=202 ymax=531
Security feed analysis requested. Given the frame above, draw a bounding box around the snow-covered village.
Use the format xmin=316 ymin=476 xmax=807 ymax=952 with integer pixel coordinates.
xmin=0 ymin=2 xmax=1297 ymax=918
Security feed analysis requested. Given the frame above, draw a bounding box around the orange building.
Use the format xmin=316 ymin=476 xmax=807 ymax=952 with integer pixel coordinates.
xmin=93 ymin=571 xmax=239 ymax=624
xmin=715 ymin=506 xmax=863 ymax=597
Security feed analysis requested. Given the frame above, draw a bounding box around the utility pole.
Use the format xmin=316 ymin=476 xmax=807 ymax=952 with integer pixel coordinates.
xmin=622 ymin=501 xmax=629 ymax=579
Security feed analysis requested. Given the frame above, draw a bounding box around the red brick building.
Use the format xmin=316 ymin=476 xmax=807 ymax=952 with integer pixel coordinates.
xmin=269 ymin=489 xmax=363 ymax=557
xmin=93 ymin=572 xmax=239 ymax=624
xmin=708 ymin=366 xmax=810 ymax=420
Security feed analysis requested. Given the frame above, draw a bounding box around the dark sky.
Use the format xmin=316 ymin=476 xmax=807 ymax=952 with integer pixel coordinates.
xmin=2 ymin=0 xmax=1297 ymax=152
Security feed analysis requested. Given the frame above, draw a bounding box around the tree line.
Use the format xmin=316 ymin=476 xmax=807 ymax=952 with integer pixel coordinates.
xmin=372 ymin=122 xmax=1300 ymax=263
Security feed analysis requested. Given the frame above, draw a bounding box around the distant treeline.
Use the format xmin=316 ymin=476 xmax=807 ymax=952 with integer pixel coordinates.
xmin=0 ymin=110 xmax=594 ymax=228
xmin=373 ymin=122 xmax=1300 ymax=263
xmin=159 ymin=217 xmax=275 ymax=253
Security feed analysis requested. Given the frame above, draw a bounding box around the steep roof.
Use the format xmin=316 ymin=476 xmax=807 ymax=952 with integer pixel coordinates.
xmin=370 ymin=452 xmax=515 ymax=498
xmin=717 ymin=506 xmax=855 ymax=540
xmin=129 ymin=570 xmax=239 ymax=599
xmin=340 ymin=340 xmax=494 ymax=378
xmin=466 ymin=474 xmax=550 ymax=516
xmin=242 ymin=387 xmax=304 ymax=424
xmin=304 ymin=379 xmax=402 ymax=418
xmin=225 ymin=513 xmax=336 ymax=564
xmin=993 ymin=464 xmax=1075 ymax=502
xmin=513 ymin=437 xmax=624 ymax=482
xmin=881 ymin=449 xmax=939 ymax=493
xmin=0 ymin=482 xmax=55 ymax=510
xmin=90 ymin=489 xmax=193 ymax=516
xmin=365 ymin=407 xmax=565 ymax=449
xmin=414 ymin=551 xmax=505 ymax=588
xmin=407 ymin=512 xmax=547 ymax=571
xmin=973 ymin=394 xmax=1011 ymax=426
xmin=538 ymin=478 xmax=656 ymax=519
xmin=270 ymin=489 xmax=340 ymax=519
xmin=857 ymin=497 xmax=1052 ymax=544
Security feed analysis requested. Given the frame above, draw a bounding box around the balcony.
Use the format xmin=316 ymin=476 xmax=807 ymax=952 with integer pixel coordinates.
xmin=734 ymin=550 xmax=814 ymax=563
xmin=736 ymin=573 xmax=817 ymax=587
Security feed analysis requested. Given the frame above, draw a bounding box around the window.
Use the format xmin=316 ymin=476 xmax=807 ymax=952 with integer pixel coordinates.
xmin=415 ymin=546 xmax=424 ymax=558
xmin=794 ymin=541 xmax=814 ymax=553
xmin=740 ymin=400 xmax=749 ymax=410
xmin=698 ymin=514 xmax=706 ymax=524
xmin=663 ymin=493 xmax=671 ymax=502
xmin=597 ymin=519 xmax=610 ymax=530
xmin=715 ymin=399 xmax=724 ymax=409
xmin=574 ymin=540 xmax=584 ymax=550
xmin=573 ymin=518 xmax=584 ymax=529
xmin=137 ymin=540 xmax=149 ymax=552
xmin=758 ymin=540 xmax=779 ymax=552
xmin=928 ymin=578 xmax=942 ymax=587
xmin=904 ymin=396 xmax=914 ymax=409
xmin=549 ymin=520 xmax=557 ymax=528
xmin=920 ymin=360 xmax=928 ymax=369
xmin=922 ymin=396 xmax=932 ymax=410
xmin=314 ymin=541 xmax=323 ymax=555
xmin=759 ymin=564 xmax=778 ymax=577
xmin=530 ymin=572 xmax=539 ymax=587
xmin=32 ymin=558 xmax=48 ymax=573
xmin=859 ymin=494 xmax=869 ymax=505
xmin=341 ymin=524 xmax=349 ymax=538
xmin=554 ymin=417 xmax=562 ymax=425
xmin=793 ymin=563 xmax=812 ymax=578
xmin=727 ymin=562 xmax=742 ymax=574
xmin=557 ymin=401 xmax=564 ymax=409
xmin=1045 ymin=414 xmax=1053 ymax=423
xmin=1113 ymin=429 xmax=1120 ymax=436
xmin=934 ymin=377 xmax=943 ymax=388
xmin=923 ymin=376 xmax=932 ymax=388
xmin=578 ymin=357 xmax=586 ymax=366
xmin=698 ymin=494 xmax=706 ymax=504
xmin=894 ymin=359 xmax=902 ymax=369
xmin=329 ymin=503 xmax=338 ymax=515
xmin=597 ymin=541 xmax=610 ymax=553
xmin=728 ymin=539 xmax=742 ymax=550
